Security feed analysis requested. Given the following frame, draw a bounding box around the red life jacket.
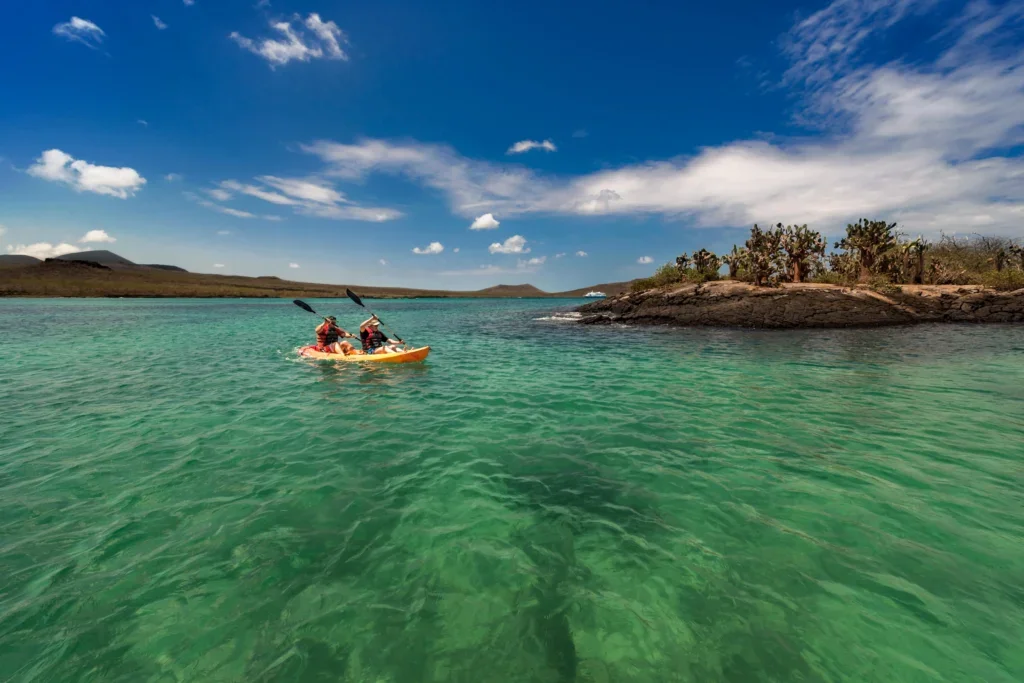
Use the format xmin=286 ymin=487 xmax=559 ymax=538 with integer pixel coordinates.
xmin=361 ymin=327 xmax=386 ymax=351
xmin=317 ymin=323 xmax=341 ymax=348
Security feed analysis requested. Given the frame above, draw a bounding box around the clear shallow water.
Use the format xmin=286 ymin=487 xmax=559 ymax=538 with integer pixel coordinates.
xmin=1 ymin=297 xmax=1023 ymax=683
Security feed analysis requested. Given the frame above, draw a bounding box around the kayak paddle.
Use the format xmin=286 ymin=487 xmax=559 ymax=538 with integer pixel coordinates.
xmin=293 ymin=299 xmax=330 ymax=320
xmin=345 ymin=289 xmax=405 ymax=344
xmin=292 ymin=299 xmax=356 ymax=336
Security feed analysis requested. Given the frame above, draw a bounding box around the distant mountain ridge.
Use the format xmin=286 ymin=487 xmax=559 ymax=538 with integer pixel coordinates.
xmin=0 ymin=255 xmax=41 ymax=268
xmin=55 ymin=250 xmax=136 ymax=267
xmin=0 ymin=250 xmax=637 ymax=298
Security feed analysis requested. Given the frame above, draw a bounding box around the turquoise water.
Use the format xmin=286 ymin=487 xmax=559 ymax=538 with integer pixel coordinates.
xmin=1 ymin=297 xmax=1023 ymax=683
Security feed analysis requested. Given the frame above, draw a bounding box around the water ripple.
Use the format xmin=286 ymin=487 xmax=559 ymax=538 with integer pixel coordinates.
xmin=1 ymin=298 xmax=1023 ymax=682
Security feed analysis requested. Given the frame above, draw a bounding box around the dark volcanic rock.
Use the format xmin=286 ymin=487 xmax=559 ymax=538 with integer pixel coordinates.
xmin=577 ymin=281 xmax=1024 ymax=328
xmin=55 ymin=250 xmax=135 ymax=267
xmin=42 ymin=258 xmax=112 ymax=271
xmin=142 ymin=264 xmax=188 ymax=272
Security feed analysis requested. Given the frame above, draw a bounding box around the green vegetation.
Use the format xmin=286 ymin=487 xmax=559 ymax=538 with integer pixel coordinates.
xmin=780 ymin=224 xmax=827 ymax=283
xmin=632 ymin=249 xmax=723 ymax=292
xmin=634 ymin=220 xmax=1024 ymax=292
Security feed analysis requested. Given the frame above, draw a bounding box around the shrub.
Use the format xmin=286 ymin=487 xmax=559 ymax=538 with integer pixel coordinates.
xmin=745 ymin=224 xmax=784 ymax=286
xmin=722 ymin=245 xmax=747 ymax=279
xmin=834 ymin=218 xmax=899 ymax=282
xmin=927 ymin=234 xmax=1020 ymax=280
xmin=809 ymin=271 xmax=849 ymax=285
xmin=691 ymin=248 xmax=721 ymax=274
xmin=975 ymin=269 xmax=1024 ymax=291
xmin=631 ymin=263 xmax=685 ymax=292
xmin=780 ymin=224 xmax=827 ymax=283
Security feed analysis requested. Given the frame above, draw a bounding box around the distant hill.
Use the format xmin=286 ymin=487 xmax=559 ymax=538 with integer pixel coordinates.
xmin=142 ymin=264 xmax=188 ymax=272
xmin=0 ymin=254 xmax=42 ymax=268
xmin=0 ymin=252 xmax=640 ymax=298
xmin=476 ymin=284 xmax=547 ymax=296
xmin=55 ymin=250 xmax=136 ymax=267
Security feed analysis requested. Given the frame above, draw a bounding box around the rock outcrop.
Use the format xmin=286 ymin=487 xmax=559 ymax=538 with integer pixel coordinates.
xmin=577 ymin=281 xmax=1024 ymax=328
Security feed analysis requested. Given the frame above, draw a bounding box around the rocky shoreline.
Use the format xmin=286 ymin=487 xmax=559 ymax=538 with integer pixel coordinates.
xmin=576 ymin=281 xmax=1024 ymax=328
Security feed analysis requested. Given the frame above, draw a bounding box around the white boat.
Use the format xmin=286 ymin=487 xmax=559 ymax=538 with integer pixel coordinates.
xmin=583 ymin=290 xmax=607 ymax=298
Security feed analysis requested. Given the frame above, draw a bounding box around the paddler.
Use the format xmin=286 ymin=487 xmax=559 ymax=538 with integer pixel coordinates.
xmin=359 ymin=316 xmax=403 ymax=354
xmin=315 ymin=316 xmax=359 ymax=355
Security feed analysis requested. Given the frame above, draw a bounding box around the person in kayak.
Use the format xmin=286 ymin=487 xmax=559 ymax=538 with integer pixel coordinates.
xmin=316 ymin=316 xmax=359 ymax=355
xmin=359 ymin=316 xmax=402 ymax=354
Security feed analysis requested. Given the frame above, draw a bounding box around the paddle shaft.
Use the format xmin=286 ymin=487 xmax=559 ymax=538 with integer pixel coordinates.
xmin=365 ymin=317 xmax=405 ymax=345
xmin=345 ymin=290 xmax=405 ymax=344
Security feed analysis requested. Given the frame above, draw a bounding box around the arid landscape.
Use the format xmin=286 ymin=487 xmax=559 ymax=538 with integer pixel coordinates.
xmin=0 ymin=251 xmax=633 ymax=299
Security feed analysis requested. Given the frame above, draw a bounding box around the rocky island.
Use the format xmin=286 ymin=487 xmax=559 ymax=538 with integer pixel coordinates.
xmin=579 ymin=220 xmax=1024 ymax=328
xmin=577 ymin=280 xmax=1024 ymax=328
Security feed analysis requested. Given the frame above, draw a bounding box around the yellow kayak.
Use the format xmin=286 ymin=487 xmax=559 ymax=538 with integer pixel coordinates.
xmin=298 ymin=345 xmax=431 ymax=363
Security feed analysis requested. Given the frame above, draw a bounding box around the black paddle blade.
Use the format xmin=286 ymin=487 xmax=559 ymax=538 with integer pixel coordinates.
xmin=345 ymin=289 xmax=364 ymax=307
xmin=293 ymin=299 xmax=317 ymax=314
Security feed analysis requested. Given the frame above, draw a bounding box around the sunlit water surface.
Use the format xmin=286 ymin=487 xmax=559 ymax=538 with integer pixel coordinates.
xmin=1 ymin=298 xmax=1023 ymax=682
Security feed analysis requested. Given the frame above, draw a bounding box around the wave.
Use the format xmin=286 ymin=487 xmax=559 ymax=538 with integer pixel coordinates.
xmin=533 ymin=312 xmax=583 ymax=323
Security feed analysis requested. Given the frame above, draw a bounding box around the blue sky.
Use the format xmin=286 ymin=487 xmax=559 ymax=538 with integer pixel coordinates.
xmin=1 ymin=0 xmax=1022 ymax=290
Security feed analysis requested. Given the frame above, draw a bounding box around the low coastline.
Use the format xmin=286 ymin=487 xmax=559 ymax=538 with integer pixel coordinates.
xmin=0 ymin=258 xmax=631 ymax=299
xmin=577 ymin=280 xmax=1024 ymax=328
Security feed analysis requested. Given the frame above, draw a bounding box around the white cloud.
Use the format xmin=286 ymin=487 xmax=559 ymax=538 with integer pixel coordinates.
xmin=572 ymin=129 xmax=588 ymax=138
xmin=519 ymin=256 xmax=546 ymax=267
xmin=185 ymin=192 xmax=258 ymax=219
xmin=302 ymin=138 xmax=548 ymax=218
xmin=137 ymin=119 xmax=148 ymax=127
xmin=289 ymin=262 xmax=300 ymax=268
xmin=554 ymin=252 xmax=566 ymax=258
xmin=220 ymin=180 xmax=292 ymax=204
xmin=218 ymin=207 xmax=257 ymax=218
xmin=217 ymin=230 xmax=231 ymax=235
xmin=152 ymin=16 xmax=168 ymax=30
xmin=780 ymin=0 xmax=933 ymax=88
xmin=637 ymin=255 xmax=653 ymax=264
xmin=230 ymin=13 xmax=348 ymax=67
xmin=184 ymin=0 xmax=195 ymax=5
xmin=213 ymin=263 xmax=225 ymax=268
xmin=28 ymin=149 xmax=146 ymax=199
xmin=80 ymin=230 xmax=115 ymax=243
xmin=489 ymin=235 xmax=529 ymax=254
xmin=299 ymin=3 xmax=1024 ymax=238
xmin=507 ymin=139 xmax=557 ymax=154
xmin=207 ymin=188 xmax=234 ymax=202
xmin=259 ymin=176 xmax=346 ymax=204
xmin=165 ymin=173 xmax=182 ymax=181
xmin=470 ymin=213 xmax=500 ymax=230
xmin=576 ymin=251 xmax=588 ymax=257
xmin=453 ymin=247 xmax=460 ymax=253
xmin=210 ymin=176 xmax=400 ymax=222
xmin=413 ymin=241 xmax=444 ymax=255
xmin=53 ymin=17 xmax=105 ymax=49
xmin=6 ymin=242 xmax=79 ymax=259
xmin=379 ymin=258 xmax=388 ymax=265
